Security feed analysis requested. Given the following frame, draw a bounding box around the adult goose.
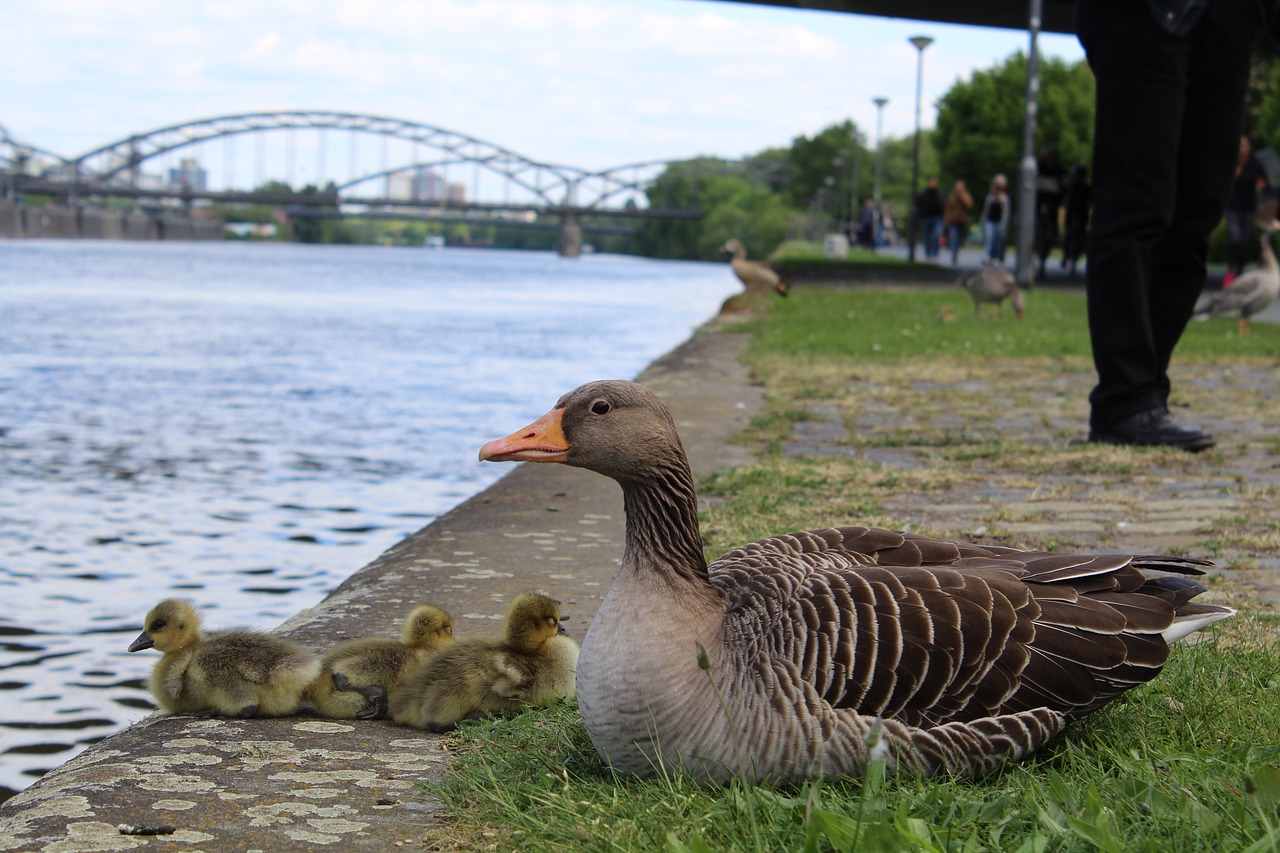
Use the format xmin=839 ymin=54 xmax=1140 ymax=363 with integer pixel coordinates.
xmin=959 ymin=263 xmax=1025 ymax=319
xmin=1195 ymin=219 xmax=1280 ymax=335
xmin=721 ymin=239 xmax=788 ymax=317
xmin=480 ymin=380 xmax=1234 ymax=783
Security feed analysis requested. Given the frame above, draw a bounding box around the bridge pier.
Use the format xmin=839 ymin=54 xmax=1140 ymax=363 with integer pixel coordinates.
xmin=557 ymin=213 xmax=582 ymax=257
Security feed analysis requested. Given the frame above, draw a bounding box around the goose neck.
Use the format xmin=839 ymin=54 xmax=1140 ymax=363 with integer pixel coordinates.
xmin=618 ymin=463 xmax=710 ymax=590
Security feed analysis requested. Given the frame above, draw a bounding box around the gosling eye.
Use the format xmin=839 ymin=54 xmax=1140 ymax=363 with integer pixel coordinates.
xmin=150 ymin=619 xmax=167 ymax=632
xmin=590 ymin=399 xmax=611 ymax=415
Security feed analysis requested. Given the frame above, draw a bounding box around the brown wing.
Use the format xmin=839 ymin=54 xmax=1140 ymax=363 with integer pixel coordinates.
xmin=714 ymin=526 xmax=1213 ymax=727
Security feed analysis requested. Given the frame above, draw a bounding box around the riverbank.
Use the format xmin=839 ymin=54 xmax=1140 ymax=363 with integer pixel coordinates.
xmin=0 ymin=325 xmax=762 ymax=850
xmin=0 ymin=200 xmax=223 ymax=240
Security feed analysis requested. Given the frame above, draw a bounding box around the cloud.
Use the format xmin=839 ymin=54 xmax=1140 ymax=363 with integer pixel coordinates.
xmin=0 ymin=0 xmax=1084 ymax=169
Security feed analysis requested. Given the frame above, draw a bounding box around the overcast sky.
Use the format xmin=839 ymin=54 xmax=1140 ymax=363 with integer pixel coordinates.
xmin=1 ymin=0 xmax=1086 ymax=172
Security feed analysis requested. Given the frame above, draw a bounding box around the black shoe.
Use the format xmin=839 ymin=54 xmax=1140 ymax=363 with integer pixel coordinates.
xmin=1089 ymin=408 xmax=1215 ymax=452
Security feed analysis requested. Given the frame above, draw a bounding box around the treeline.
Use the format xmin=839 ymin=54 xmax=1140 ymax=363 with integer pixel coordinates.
xmin=214 ymin=48 xmax=1280 ymax=259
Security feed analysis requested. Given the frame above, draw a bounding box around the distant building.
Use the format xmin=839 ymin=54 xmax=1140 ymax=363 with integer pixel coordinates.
xmin=387 ymin=167 xmax=452 ymax=202
xmin=168 ymin=157 xmax=207 ymax=191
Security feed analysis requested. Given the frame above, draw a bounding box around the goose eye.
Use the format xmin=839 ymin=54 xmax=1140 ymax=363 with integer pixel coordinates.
xmin=590 ymin=399 xmax=611 ymax=415
xmin=150 ymin=619 xmax=166 ymax=631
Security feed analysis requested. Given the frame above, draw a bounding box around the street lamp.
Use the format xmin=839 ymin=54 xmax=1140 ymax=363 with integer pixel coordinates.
xmin=907 ymin=35 xmax=933 ymax=264
xmin=872 ymin=97 xmax=888 ymax=207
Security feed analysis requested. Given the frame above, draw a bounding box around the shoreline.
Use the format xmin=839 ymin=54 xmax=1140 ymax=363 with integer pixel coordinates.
xmin=0 ymin=324 xmax=762 ymax=850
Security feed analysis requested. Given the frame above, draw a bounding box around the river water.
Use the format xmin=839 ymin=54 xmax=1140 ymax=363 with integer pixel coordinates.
xmin=0 ymin=240 xmax=737 ymax=799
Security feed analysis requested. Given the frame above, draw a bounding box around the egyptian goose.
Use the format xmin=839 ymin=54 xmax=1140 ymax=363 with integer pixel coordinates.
xmin=721 ymin=239 xmax=788 ymax=317
xmin=959 ymin=263 xmax=1025 ymax=319
xmin=1195 ymin=219 xmax=1280 ymax=335
xmin=390 ymin=592 xmax=578 ymax=733
xmin=309 ymin=604 xmax=454 ymax=720
xmin=127 ymin=599 xmax=320 ymax=717
xmin=479 ymin=380 xmax=1234 ymax=782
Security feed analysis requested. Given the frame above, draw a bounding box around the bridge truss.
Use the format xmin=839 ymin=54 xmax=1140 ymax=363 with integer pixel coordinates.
xmin=17 ymin=111 xmax=680 ymax=214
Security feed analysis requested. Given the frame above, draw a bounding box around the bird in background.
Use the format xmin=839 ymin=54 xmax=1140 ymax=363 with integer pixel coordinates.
xmin=959 ymin=262 xmax=1025 ymax=319
xmin=1195 ymin=219 xmax=1280 ymax=335
xmin=721 ymin=238 xmax=789 ymax=317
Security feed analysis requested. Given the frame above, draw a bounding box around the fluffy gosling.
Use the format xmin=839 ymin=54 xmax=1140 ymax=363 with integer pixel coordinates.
xmin=127 ymin=598 xmax=319 ymax=718
xmin=390 ymin=592 xmax=578 ymax=732
xmin=309 ymin=603 xmax=454 ymax=720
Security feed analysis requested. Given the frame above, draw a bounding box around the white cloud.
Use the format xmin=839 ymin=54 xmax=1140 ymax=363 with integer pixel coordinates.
xmin=0 ymin=0 xmax=1085 ymax=170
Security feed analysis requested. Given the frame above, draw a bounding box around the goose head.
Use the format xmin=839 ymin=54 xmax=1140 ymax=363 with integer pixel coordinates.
xmin=720 ymin=239 xmax=745 ymax=258
xmin=504 ymin=592 xmax=565 ymax=654
xmin=128 ymin=598 xmax=201 ymax=654
xmin=479 ymin=380 xmax=685 ymax=486
xmin=402 ymin=604 xmax=454 ymax=649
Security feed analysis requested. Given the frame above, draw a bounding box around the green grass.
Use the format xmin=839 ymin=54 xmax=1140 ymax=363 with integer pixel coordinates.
xmin=770 ymin=240 xmax=911 ymax=266
xmin=430 ymin=623 xmax=1280 ymax=851
xmin=422 ymin=286 xmax=1280 ymax=851
xmin=740 ymin=286 xmax=1280 ymax=362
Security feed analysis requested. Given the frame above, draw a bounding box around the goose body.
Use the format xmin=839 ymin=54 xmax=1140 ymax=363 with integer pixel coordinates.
xmin=128 ymin=599 xmax=320 ymax=717
xmin=959 ymin=263 xmax=1025 ymax=319
xmin=390 ymin=592 xmax=579 ymax=732
xmin=721 ymin=239 xmax=788 ymax=317
xmin=309 ymin=604 xmax=454 ymax=720
xmin=480 ymin=380 xmax=1234 ymax=783
xmin=1196 ymin=219 xmax=1280 ymax=335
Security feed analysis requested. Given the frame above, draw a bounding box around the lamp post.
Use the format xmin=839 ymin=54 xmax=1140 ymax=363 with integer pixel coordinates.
xmin=907 ymin=35 xmax=933 ymax=263
xmin=872 ymin=97 xmax=888 ymax=208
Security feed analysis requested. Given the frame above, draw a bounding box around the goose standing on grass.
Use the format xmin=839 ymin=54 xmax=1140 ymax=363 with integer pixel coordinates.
xmin=480 ymin=380 xmax=1234 ymax=783
xmin=389 ymin=592 xmax=578 ymax=732
xmin=1195 ymin=219 xmax=1280 ymax=335
xmin=128 ymin=599 xmax=320 ymax=717
xmin=959 ymin=262 xmax=1025 ymax=319
xmin=309 ymin=604 xmax=454 ymax=720
xmin=721 ymin=239 xmax=789 ymax=317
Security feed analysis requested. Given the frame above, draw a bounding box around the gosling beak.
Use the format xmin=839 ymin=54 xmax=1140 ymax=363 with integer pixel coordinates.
xmin=479 ymin=407 xmax=570 ymax=463
xmin=127 ymin=631 xmax=154 ymax=653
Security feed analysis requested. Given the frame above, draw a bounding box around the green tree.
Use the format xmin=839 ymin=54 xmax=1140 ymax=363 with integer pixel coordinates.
xmin=934 ymin=52 xmax=1095 ymax=201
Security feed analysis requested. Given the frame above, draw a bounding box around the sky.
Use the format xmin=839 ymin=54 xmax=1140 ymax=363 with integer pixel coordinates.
xmin=0 ymin=0 xmax=1086 ymax=174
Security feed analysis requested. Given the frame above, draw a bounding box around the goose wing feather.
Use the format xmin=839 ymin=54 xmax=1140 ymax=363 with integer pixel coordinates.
xmin=714 ymin=526 xmax=1197 ymax=728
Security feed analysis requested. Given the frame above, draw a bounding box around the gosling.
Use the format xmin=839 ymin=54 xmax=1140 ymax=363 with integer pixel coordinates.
xmin=127 ymin=598 xmax=319 ymax=718
xmin=309 ymin=604 xmax=455 ymax=720
xmin=390 ymin=592 xmax=579 ymax=733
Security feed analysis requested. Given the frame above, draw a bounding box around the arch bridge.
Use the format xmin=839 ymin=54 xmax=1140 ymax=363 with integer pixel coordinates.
xmin=2 ymin=111 xmax=710 ymax=254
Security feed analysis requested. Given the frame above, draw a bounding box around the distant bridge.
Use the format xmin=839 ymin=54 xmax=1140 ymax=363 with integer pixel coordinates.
xmin=0 ymin=111 xmax=712 ymax=254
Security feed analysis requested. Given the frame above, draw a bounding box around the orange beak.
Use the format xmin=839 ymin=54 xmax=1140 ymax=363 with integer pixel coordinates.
xmin=479 ymin=408 xmax=569 ymax=463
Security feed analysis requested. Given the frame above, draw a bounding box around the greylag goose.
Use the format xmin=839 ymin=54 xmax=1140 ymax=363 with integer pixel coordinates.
xmin=128 ymin=599 xmax=320 ymax=717
xmin=959 ymin=262 xmax=1025 ymax=319
xmin=1195 ymin=219 xmax=1280 ymax=335
xmin=309 ymin=604 xmax=454 ymax=720
xmin=722 ymin=239 xmax=789 ymax=317
xmin=479 ymin=380 xmax=1234 ymax=782
xmin=390 ymin=592 xmax=578 ymax=733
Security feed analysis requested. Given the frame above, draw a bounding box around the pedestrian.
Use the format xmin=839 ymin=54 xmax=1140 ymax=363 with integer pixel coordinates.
xmin=1079 ymin=0 xmax=1263 ymax=452
xmin=1061 ymin=164 xmax=1091 ymax=277
xmin=1034 ymin=146 xmax=1067 ymax=280
xmin=979 ymin=174 xmax=1011 ymax=264
xmin=856 ymin=198 xmax=878 ymax=250
xmin=1224 ymin=134 xmax=1270 ymax=285
xmin=915 ymin=175 xmax=945 ymax=261
xmin=943 ymin=179 xmax=974 ymax=266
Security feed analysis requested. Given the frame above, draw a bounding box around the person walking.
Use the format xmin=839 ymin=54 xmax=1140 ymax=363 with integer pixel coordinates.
xmin=1034 ymin=146 xmax=1067 ymax=280
xmin=979 ymin=174 xmax=1011 ymax=264
xmin=943 ymin=179 xmax=974 ymax=266
xmin=1062 ymin=165 xmax=1091 ymax=277
xmin=1224 ymin=134 xmax=1270 ymax=286
xmin=1080 ymin=0 xmax=1263 ymax=452
xmin=915 ymin=176 xmax=946 ymax=262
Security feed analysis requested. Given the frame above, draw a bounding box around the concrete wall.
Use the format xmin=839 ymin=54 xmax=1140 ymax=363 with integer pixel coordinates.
xmin=0 ymin=200 xmax=223 ymax=241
